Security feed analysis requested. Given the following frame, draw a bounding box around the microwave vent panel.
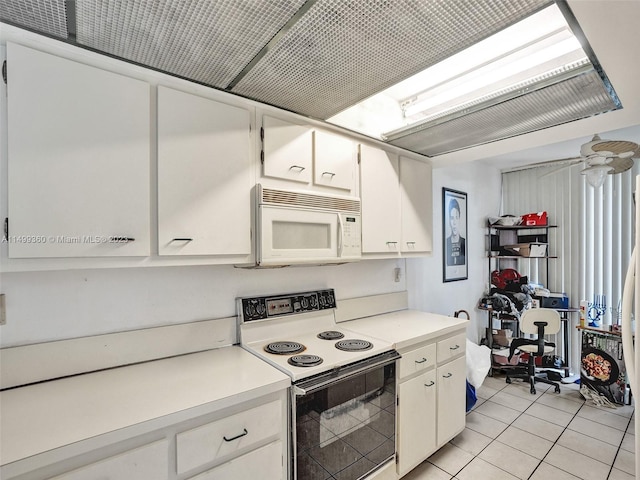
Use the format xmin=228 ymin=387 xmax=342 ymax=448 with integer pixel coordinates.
xmin=261 ymin=188 xmax=360 ymax=213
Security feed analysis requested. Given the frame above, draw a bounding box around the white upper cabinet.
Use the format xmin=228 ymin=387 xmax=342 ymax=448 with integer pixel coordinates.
xmin=260 ymin=114 xmax=357 ymax=195
xmin=400 ymin=156 xmax=433 ymax=253
xmin=261 ymin=114 xmax=312 ymax=184
xmin=359 ymin=144 xmax=401 ymax=254
xmin=312 ymin=130 xmax=356 ymax=192
xmin=157 ymin=87 xmax=252 ymax=257
xmin=6 ymin=43 xmax=151 ymax=258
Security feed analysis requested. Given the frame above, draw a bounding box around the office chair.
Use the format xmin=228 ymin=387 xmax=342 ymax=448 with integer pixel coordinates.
xmin=506 ymin=308 xmax=561 ymax=394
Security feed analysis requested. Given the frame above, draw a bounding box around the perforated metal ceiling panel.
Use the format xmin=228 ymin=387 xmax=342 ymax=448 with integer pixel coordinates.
xmin=0 ymin=0 xmax=67 ymax=39
xmin=387 ymin=70 xmax=619 ymax=156
xmin=231 ymin=0 xmax=552 ymax=119
xmin=75 ymin=0 xmax=307 ymax=88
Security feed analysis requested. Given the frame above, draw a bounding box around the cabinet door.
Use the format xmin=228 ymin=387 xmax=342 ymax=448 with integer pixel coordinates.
xmin=262 ymin=115 xmax=312 ymax=184
xmin=313 ymin=130 xmax=356 ymax=193
xmin=187 ymin=441 xmax=283 ymax=480
xmin=396 ymin=370 xmax=437 ymax=476
xmin=157 ymin=87 xmax=252 ymax=256
xmin=400 ymin=156 xmax=433 ymax=253
xmin=50 ymin=440 xmax=168 ymax=480
xmin=6 ymin=43 xmax=151 ymax=258
xmin=359 ymin=144 xmax=401 ymax=254
xmin=436 ymin=356 xmax=466 ymax=446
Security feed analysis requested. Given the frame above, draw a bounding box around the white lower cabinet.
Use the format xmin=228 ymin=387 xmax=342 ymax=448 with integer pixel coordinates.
xmin=50 ymin=440 xmax=169 ymax=480
xmin=436 ymin=356 xmax=466 ymax=446
xmin=396 ymin=329 xmax=466 ymax=478
xmin=397 ymin=370 xmax=436 ymax=476
xmin=2 ymin=392 xmax=287 ymax=480
xmin=186 ymin=440 xmax=282 ymax=480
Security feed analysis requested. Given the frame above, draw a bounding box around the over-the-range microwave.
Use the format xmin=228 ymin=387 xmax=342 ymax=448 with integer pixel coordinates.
xmin=255 ymin=184 xmax=362 ymax=266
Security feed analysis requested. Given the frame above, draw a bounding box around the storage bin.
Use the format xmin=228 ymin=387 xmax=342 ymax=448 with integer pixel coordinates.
xmin=503 ymin=243 xmax=547 ymax=257
xmin=521 ymin=211 xmax=548 ymax=226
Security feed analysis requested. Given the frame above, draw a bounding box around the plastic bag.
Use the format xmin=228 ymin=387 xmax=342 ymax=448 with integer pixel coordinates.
xmin=466 ymin=339 xmax=491 ymax=389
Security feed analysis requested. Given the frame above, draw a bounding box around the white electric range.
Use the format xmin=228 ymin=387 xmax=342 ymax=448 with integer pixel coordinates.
xmin=237 ymin=289 xmax=399 ymax=480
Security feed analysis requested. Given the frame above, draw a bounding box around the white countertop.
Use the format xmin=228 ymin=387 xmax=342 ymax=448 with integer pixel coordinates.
xmin=0 ymin=346 xmax=290 ymax=466
xmin=340 ymin=310 xmax=469 ymax=350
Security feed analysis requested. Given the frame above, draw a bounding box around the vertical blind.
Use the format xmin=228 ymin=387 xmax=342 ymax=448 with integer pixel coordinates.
xmin=502 ymin=161 xmax=638 ymax=368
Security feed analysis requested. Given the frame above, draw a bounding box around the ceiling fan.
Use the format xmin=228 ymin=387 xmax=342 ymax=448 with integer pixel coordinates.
xmin=579 ymin=134 xmax=639 ymax=187
xmin=536 ymin=134 xmax=639 ymax=187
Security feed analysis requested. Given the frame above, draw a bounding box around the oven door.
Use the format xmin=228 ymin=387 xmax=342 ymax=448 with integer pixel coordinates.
xmin=292 ymin=351 xmax=400 ymax=480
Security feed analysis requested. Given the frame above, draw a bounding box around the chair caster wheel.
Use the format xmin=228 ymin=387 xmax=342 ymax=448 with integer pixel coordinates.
xmin=555 ymin=386 xmax=561 ymax=393
xmin=530 ymin=387 xmax=536 ymax=395
xmin=506 ymin=377 xmax=512 ymax=384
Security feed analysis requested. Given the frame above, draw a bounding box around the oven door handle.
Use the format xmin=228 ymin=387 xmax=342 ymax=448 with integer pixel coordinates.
xmin=292 ymin=350 xmax=400 ymax=396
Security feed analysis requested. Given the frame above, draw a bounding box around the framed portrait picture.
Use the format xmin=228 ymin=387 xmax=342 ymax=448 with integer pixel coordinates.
xmin=443 ymin=188 xmax=468 ymax=282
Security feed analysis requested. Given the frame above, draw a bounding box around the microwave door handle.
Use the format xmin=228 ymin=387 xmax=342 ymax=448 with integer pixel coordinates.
xmin=337 ymin=213 xmax=344 ymax=257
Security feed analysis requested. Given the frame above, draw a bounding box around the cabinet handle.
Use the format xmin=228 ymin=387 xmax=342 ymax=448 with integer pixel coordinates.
xmin=223 ymin=428 xmax=248 ymax=442
xmin=386 ymin=241 xmax=398 ymax=246
xmin=442 ymin=373 xmax=453 ymax=378
xmin=415 ymin=357 xmax=427 ymax=364
xmin=109 ymin=236 xmax=135 ymax=243
xmin=322 ymin=171 xmax=336 ymax=178
xmin=424 ymin=381 xmax=435 ymax=387
xmin=289 ymin=165 xmax=306 ymax=172
xmin=449 ymin=345 xmax=460 ymax=350
xmin=406 ymin=241 xmax=416 ymax=246
xmin=171 ymin=238 xmax=193 ymax=242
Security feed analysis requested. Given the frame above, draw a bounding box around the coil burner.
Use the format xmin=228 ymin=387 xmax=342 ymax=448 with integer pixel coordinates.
xmin=288 ymin=354 xmax=324 ymax=367
xmin=264 ymin=341 xmax=305 ymax=355
xmin=335 ymin=339 xmax=373 ymax=352
xmin=317 ymin=331 xmax=345 ymax=340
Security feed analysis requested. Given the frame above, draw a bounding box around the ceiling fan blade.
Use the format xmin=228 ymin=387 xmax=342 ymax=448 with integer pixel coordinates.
xmin=606 ymin=156 xmax=634 ymax=174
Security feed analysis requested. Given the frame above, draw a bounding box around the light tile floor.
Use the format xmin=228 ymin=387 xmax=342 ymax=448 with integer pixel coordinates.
xmin=404 ymin=374 xmax=636 ymax=480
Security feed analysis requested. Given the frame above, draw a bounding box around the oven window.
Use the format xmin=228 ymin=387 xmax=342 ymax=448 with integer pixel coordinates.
xmin=272 ymin=221 xmax=331 ymax=249
xmin=295 ymin=363 xmax=396 ymax=480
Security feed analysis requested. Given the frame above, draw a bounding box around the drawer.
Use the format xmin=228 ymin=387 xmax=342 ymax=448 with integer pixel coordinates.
xmin=436 ymin=333 xmax=466 ymax=363
xmin=51 ymin=440 xmax=169 ymax=480
xmin=177 ymin=399 xmax=282 ymax=474
xmin=398 ymin=343 xmax=436 ymax=379
xmin=187 ymin=440 xmax=283 ymax=480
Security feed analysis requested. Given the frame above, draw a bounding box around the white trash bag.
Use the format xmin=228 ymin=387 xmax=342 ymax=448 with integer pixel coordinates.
xmin=466 ymin=339 xmax=491 ymax=389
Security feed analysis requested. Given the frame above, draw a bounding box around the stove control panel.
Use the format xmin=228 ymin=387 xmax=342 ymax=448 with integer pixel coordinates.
xmin=240 ymin=289 xmax=336 ymax=322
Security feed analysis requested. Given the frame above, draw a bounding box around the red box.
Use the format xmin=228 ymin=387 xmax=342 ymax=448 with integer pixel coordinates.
xmin=521 ymin=211 xmax=547 ymax=226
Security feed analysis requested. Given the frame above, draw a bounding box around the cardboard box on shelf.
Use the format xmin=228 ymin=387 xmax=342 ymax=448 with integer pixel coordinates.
xmin=492 ymin=329 xmax=513 ymax=347
xmin=503 ymin=243 xmax=548 ymax=257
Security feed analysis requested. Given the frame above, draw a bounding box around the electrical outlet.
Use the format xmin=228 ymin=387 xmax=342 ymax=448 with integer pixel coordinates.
xmin=0 ymin=294 xmax=5 ymax=325
xmin=394 ymin=267 xmax=402 ymax=282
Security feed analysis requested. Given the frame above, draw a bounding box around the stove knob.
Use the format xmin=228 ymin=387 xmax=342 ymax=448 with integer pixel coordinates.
xmin=301 ymin=297 xmax=309 ymax=309
xmin=309 ymin=296 xmax=317 ymax=307
xmin=328 ymin=293 xmax=335 ymax=306
xmin=256 ymin=303 xmax=266 ymax=316
xmin=319 ymin=296 xmax=325 ymax=307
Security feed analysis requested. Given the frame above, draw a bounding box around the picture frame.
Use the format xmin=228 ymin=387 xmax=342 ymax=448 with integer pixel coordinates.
xmin=442 ymin=188 xmax=468 ymax=282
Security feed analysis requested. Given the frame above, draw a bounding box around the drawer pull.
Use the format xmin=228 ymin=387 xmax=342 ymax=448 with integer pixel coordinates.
xmin=223 ymin=428 xmax=248 ymax=442
xmin=171 ymin=238 xmax=193 ymax=242
xmin=415 ymin=357 xmax=427 ymax=364
xmin=289 ymin=165 xmax=306 ymax=172
xmin=322 ymin=171 xmax=336 ymax=178
xmin=449 ymin=345 xmax=460 ymax=350
xmin=442 ymin=373 xmax=453 ymax=378
xmin=424 ymin=381 xmax=435 ymax=387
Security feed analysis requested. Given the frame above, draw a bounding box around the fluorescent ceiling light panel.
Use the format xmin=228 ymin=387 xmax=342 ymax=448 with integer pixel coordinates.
xmin=327 ymin=3 xmax=590 ymax=142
